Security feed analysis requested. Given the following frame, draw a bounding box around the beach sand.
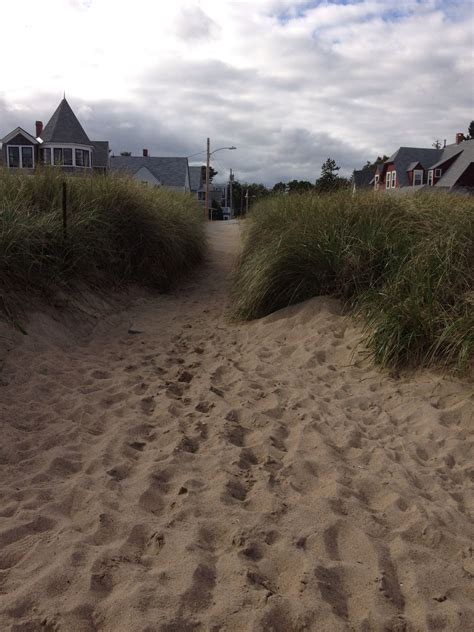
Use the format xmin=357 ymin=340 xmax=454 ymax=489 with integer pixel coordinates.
xmin=0 ymin=221 xmax=472 ymax=631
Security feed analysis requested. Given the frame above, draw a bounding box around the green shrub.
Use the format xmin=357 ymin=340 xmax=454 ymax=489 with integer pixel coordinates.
xmin=232 ymin=190 xmax=474 ymax=372
xmin=0 ymin=169 xmax=206 ymax=311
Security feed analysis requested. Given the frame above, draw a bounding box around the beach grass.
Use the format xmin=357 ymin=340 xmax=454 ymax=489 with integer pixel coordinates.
xmin=232 ymin=190 xmax=474 ymax=372
xmin=0 ymin=168 xmax=206 ymax=316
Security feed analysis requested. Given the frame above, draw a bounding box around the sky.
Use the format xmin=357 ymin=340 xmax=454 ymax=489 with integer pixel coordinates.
xmin=1 ymin=0 xmax=473 ymax=185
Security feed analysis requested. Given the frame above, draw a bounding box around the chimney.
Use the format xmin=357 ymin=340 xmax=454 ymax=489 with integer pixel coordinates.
xmin=455 ymin=133 xmax=464 ymax=145
xmin=143 ymin=148 xmax=148 ymax=157
xmin=35 ymin=120 xmax=43 ymax=138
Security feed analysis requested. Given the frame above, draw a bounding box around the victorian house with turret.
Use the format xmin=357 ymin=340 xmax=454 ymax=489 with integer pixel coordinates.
xmin=0 ymin=98 xmax=109 ymax=172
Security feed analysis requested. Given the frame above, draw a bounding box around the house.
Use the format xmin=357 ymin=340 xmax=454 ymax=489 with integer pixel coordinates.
xmin=188 ymin=165 xmax=230 ymax=216
xmin=370 ymin=134 xmax=474 ymax=193
xmin=109 ymin=151 xmax=191 ymax=193
xmin=0 ymin=98 xmax=109 ymax=172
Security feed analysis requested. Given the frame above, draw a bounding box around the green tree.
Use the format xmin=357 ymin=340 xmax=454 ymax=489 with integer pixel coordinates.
xmin=432 ymin=140 xmax=442 ymax=149
xmin=201 ymin=165 xmax=218 ymax=183
xmin=315 ymin=158 xmax=349 ymax=192
xmin=120 ymin=151 xmax=131 ymax=156
xmin=272 ymin=182 xmax=287 ymax=193
xmin=287 ymin=180 xmax=314 ymax=194
xmin=468 ymin=121 xmax=474 ymax=139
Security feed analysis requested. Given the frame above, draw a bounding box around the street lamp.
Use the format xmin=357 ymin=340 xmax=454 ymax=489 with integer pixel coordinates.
xmin=205 ymin=138 xmax=236 ymax=221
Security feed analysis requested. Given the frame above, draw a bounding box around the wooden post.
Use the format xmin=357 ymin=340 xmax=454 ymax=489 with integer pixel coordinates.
xmin=205 ymin=137 xmax=210 ymax=221
xmin=62 ymin=180 xmax=68 ymax=238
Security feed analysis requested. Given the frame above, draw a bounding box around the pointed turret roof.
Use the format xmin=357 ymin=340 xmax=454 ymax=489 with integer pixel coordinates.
xmin=41 ymin=98 xmax=92 ymax=145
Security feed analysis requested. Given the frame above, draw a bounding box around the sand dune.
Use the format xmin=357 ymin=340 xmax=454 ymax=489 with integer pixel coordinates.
xmin=0 ymin=221 xmax=472 ymax=631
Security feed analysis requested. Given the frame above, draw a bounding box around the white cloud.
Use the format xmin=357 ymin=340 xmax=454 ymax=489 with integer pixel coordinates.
xmin=1 ymin=0 xmax=473 ymax=184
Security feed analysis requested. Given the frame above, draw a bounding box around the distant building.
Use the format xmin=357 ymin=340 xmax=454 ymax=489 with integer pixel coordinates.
xmin=109 ymin=151 xmax=191 ymax=193
xmin=0 ymin=98 xmax=109 ymax=172
xmin=356 ymin=135 xmax=474 ymax=193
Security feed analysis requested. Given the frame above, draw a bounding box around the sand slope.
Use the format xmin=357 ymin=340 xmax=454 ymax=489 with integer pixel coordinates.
xmin=0 ymin=221 xmax=473 ymax=632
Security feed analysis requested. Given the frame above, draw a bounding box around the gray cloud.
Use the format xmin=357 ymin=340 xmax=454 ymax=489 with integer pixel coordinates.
xmin=1 ymin=1 xmax=472 ymax=186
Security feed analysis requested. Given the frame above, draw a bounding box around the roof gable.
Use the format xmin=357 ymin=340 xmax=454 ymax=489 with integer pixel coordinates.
xmin=109 ymin=156 xmax=189 ymax=188
xmin=435 ymin=139 xmax=474 ymax=188
xmin=41 ymin=98 xmax=92 ymax=145
xmin=1 ymin=126 xmax=38 ymax=145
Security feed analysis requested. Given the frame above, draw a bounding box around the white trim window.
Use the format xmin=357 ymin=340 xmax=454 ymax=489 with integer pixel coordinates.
xmin=413 ymin=169 xmax=423 ymax=186
xmin=391 ymin=171 xmax=396 ymax=188
xmin=7 ymin=145 xmax=34 ymax=168
xmin=385 ymin=172 xmax=391 ymax=189
xmin=374 ymin=174 xmax=379 ymax=190
xmin=75 ymin=149 xmax=91 ymax=167
xmin=427 ymin=170 xmax=434 ymax=186
xmin=435 ymin=168 xmax=442 ymax=178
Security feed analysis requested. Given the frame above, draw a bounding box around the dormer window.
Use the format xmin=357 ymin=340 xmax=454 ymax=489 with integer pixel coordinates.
xmin=413 ymin=169 xmax=423 ymax=186
xmin=7 ymin=146 xmax=34 ymax=168
xmin=435 ymin=168 xmax=442 ymax=178
xmin=427 ymin=170 xmax=434 ymax=186
xmin=386 ymin=172 xmax=391 ymax=189
xmin=374 ymin=174 xmax=379 ymax=190
xmin=391 ymin=171 xmax=396 ymax=188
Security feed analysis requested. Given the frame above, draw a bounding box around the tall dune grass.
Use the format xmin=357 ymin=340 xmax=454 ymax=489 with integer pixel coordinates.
xmin=232 ymin=190 xmax=474 ymax=372
xmin=0 ymin=169 xmax=206 ymax=315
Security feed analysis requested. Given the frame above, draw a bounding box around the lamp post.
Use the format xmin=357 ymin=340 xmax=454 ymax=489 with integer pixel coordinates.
xmin=205 ymin=139 xmax=236 ymax=220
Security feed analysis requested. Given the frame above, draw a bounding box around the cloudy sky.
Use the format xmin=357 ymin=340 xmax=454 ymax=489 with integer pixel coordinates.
xmin=1 ymin=0 xmax=473 ymax=185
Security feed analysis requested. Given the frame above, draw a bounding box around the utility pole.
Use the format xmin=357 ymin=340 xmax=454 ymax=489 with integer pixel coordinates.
xmin=205 ymin=137 xmax=210 ymax=221
xmin=229 ymin=169 xmax=233 ymax=218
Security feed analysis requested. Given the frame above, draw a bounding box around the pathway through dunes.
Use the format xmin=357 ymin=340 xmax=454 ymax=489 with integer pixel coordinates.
xmin=0 ymin=221 xmax=473 ymax=632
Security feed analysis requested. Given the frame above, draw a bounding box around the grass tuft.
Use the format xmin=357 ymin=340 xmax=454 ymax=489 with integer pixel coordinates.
xmin=232 ymin=190 xmax=474 ymax=373
xmin=0 ymin=169 xmax=206 ymax=316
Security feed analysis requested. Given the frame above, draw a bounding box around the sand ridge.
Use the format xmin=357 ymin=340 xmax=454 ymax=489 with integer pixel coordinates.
xmin=0 ymin=221 xmax=473 ymax=631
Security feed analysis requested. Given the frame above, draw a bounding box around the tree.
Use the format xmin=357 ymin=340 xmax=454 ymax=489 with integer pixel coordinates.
xmin=272 ymin=182 xmax=287 ymax=194
xmin=287 ymin=180 xmax=314 ymax=194
xmin=432 ymin=140 xmax=442 ymax=149
xmin=201 ymin=165 xmax=218 ymax=183
xmin=120 ymin=151 xmax=131 ymax=156
xmin=315 ymin=158 xmax=349 ymax=192
xmin=468 ymin=121 xmax=474 ymax=140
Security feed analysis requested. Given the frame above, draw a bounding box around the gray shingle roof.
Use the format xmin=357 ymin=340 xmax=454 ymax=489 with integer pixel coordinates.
xmin=41 ymin=98 xmax=92 ymax=145
xmin=91 ymin=141 xmax=109 ymax=169
xmin=435 ymin=139 xmax=474 ymax=188
xmin=406 ymin=161 xmax=422 ymax=172
xmin=109 ymin=156 xmax=189 ymax=188
xmin=353 ymin=168 xmax=375 ymax=189
xmin=386 ymin=147 xmax=442 ymax=187
xmin=189 ymin=166 xmax=203 ymax=192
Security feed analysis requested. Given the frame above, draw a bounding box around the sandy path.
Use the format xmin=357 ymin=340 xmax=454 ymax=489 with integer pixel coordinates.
xmin=0 ymin=221 xmax=473 ymax=632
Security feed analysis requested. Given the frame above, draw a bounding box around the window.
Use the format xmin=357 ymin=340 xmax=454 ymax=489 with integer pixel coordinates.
xmin=386 ymin=172 xmax=391 ymax=189
xmin=75 ymin=149 xmax=84 ymax=166
xmin=63 ymin=148 xmax=73 ymax=166
xmin=84 ymin=150 xmax=90 ymax=167
xmin=435 ymin=168 xmax=442 ymax=178
xmin=7 ymin=145 xmax=34 ymax=168
xmin=391 ymin=171 xmax=396 ymax=188
xmin=413 ymin=169 xmax=423 ymax=186
xmin=21 ymin=147 xmax=33 ymax=168
xmin=8 ymin=146 xmax=20 ymax=168
xmin=427 ymin=170 xmax=434 ymax=186
xmin=54 ymin=148 xmax=63 ymax=165
xmin=374 ymin=174 xmax=379 ymax=190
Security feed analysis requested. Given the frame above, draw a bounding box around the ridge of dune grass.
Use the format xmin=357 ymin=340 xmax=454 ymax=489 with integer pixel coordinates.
xmin=0 ymin=169 xmax=206 ymax=318
xmin=232 ymin=190 xmax=474 ymax=373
